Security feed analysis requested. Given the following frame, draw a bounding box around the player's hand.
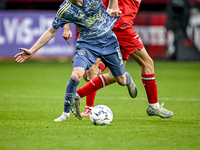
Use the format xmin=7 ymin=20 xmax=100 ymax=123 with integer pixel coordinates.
xmin=63 ymin=29 xmax=72 ymax=45
xmin=14 ymin=48 xmax=33 ymax=63
xmin=110 ymin=10 xmax=122 ymax=18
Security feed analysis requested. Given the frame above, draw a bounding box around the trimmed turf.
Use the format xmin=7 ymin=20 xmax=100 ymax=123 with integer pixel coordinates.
xmin=0 ymin=61 xmax=200 ymax=150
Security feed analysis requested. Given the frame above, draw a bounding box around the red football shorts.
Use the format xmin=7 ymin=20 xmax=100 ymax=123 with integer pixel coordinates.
xmin=112 ymin=27 xmax=144 ymax=60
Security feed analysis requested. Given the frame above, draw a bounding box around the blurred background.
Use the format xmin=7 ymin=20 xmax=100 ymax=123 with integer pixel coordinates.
xmin=1 ymin=0 xmax=200 ymax=61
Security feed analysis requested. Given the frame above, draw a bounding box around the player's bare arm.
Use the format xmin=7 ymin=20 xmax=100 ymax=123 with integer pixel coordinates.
xmin=14 ymin=26 xmax=57 ymax=63
xmin=63 ymin=24 xmax=72 ymax=45
xmin=108 ymin=0 xmax=118 ymax=9
xmin=71 ymin=0 xmax=83 ymax=6
xmin=107 ymin=0 xmax=121 ymax=17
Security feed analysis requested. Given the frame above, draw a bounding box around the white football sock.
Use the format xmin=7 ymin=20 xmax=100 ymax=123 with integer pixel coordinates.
xmin=149 ymin=102 xmax=160 ymax=109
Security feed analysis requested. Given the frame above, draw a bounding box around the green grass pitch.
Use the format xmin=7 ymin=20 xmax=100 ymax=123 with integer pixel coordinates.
xmin=0 ymin=61 xmax=200 ymax=150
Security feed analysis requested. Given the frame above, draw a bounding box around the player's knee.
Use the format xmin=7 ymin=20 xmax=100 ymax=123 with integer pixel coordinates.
xmin=71 ymin=73 xmax=82 ymax=81
xmin=147 ymin=57 xmax=154 ymax=67
xmin=117 ymin=80 xmax=126 ymax=86
xmin=142 ymin=57 xmax=154 ymax=74
xmin=146 ymin=58 xmax=154 ymax=71
xmin=115 ymin=75 xmax=126 ymax=86
xmin=71 ymin=67 xmax=85 ymax=81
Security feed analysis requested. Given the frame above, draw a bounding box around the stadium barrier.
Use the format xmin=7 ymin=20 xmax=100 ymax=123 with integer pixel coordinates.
xmin=0 ymin=11 xmax=76 ymax=59
xmin=1 ymin=10 xmax=200 ymax=61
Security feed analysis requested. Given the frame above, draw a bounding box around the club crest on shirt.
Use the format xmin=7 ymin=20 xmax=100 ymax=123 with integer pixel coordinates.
xmin=90 ymin=0 xmax=99 ymax=10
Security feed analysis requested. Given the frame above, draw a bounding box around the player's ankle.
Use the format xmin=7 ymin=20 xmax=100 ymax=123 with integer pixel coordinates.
xmin=149 ymin=102 xmax=159 ymax=109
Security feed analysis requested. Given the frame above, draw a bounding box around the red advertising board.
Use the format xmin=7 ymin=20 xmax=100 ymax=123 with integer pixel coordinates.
xmin=134 ymin=12 xmax=168 ymax=59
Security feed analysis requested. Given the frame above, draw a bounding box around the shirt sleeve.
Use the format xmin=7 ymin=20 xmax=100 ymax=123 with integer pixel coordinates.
xmin=51 ymin=0 xmax=71 ymax=29
xmin=52 ymin=16 xmax=69 ymax=29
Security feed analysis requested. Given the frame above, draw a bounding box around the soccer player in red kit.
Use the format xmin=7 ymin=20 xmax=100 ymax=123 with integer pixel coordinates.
xmin=64 ymin=0 xmax=173 ymax=118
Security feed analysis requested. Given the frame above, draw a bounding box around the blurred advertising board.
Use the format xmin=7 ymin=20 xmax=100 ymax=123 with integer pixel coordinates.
xmin=187 ymin=13 xmax=200 ymax=52
xmin=0 ymin=11 xmax=168 ymax=60
xmin=133 ymin=12 xmax=200 ymax=60
xmin=4 ymin=11 xmax=199 ymax=60
xmin=0 ymin=11 xmax=76 ymax=59
xmin=134 ymin=12 xmax=168 ymax=59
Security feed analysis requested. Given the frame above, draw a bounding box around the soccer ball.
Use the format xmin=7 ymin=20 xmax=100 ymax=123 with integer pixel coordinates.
xmin=90 ymin=105 xmax=113 ymax=125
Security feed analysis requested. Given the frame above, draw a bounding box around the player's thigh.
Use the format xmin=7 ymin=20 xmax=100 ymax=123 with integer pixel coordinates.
xmin=86 ymin=58 xmax=101 ymax=79
xmin=114 ymin=27 xmax=144 ymax=60
xmin=130 ymin=47 xmax=151 ymax=65
xmin=101 ymin=48 xmax=125 ymax=77
xmin=130 ymin=47 xmax=154 ymax=74
xmin=113 ymin=73 xmax=126 ymax=86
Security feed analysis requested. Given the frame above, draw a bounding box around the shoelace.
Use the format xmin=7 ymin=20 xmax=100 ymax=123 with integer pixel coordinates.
xmin=160 ymin=102 xmax=164 ymax=107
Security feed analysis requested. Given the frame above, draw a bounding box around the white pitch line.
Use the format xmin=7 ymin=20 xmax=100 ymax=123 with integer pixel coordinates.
xmin=1 ymin=94 xmax=200 ymax=101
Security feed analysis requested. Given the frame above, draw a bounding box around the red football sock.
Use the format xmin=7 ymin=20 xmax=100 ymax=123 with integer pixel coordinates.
xmin=142 ymin=73 xmax=158 ymax=104
xmin=98 ymin=61 xmax=108 ymax=73
xmin=85 ymin=80 xmax=97 ymax=107
xmin=77 ymin=75 xmax=108 ymax=98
